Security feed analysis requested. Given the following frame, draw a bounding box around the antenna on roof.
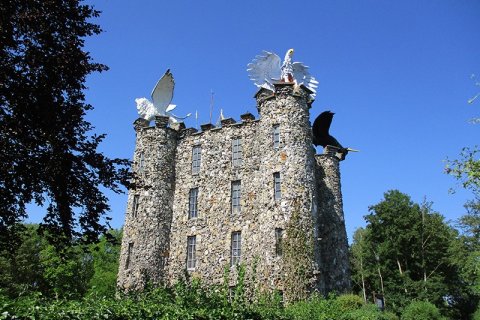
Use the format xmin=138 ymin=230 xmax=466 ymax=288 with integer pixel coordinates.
xmin=209 ymin=90 xmax=214 ymax=124
xmin=195 ymin=109 xmax=198 ymax=130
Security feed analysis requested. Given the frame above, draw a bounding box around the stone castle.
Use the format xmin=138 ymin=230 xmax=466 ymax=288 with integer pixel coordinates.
xmin=117 ymin=82 xmax=351 ymax=300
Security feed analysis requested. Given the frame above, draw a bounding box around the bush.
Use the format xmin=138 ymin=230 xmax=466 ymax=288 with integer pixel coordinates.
xmin=335 ymin=294 xmax=365 ymax=312
xmin=340 ymin=304 xmax=399 ymax=320
xmin=473 ymin=305 xmax=480 ymax=320
xmin=401 ymin=301 xmax=444 ymax=320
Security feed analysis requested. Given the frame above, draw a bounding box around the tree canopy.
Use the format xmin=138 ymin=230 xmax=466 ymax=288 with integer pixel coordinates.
xmin=350 ymin=190 xmax=476 ymax=318
xmin=0 ymin=0 xmax=130 ymax=248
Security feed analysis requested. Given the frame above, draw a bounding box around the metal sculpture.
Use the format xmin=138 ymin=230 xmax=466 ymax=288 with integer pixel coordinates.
xmin=247 ymin=49 xmax=318 ymax=97
xmin=135 ymin=69 xmax=191 ymax=123
xmin=312 ymin=111 xmax=358 ymax=160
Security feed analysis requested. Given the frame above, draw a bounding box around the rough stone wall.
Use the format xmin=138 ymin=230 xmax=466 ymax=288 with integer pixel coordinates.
xmin=315 ymin=148 xmax=351 ymax=293
xmin=117 ymin=116 xmax=178 ymax=291
xmin=168 ymin=118 xmax=268 ymax=287
xmin=117 ymin=85 xmax=350 ymax=297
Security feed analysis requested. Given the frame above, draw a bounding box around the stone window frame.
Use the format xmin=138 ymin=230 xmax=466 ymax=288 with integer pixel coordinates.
xmin=192 ymin=145 xmax=202 ymax=175
xmin=273 ymin=172 xmax=281 ymax=200
xmin=230 ymin=231 xmax=241 ymax=266
xmin=186 ymin=235 xmax=197 ymax=270
xmin=125 ymin=242 xmax=134 ymax=270
xmin=232 ymin=137 xmax=242 ymax=167
xmin=188 ymin=187 xmax=199 ymax=219
xmin=272 ymin=124 xmax=280 ymax=149
xmin=231 ymin=180 xmax=241 ymax=214
xmin=275 ymin=228 xmax=283 ymax=257
xmin=132 ymin=195 xmax=140 ymax=217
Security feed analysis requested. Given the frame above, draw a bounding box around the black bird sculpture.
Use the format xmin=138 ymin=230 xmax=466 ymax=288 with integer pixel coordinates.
xmin=312 ymin=111 xmax=357 ymax=160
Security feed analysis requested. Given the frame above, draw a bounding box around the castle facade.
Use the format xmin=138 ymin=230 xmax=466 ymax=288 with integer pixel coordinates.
xmin=117 ymin=83 xmax=350 ymax=300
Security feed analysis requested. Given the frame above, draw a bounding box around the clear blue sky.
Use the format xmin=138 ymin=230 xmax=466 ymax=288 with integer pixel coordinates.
xmin=29 ymin=0 xmax=480 ymax=241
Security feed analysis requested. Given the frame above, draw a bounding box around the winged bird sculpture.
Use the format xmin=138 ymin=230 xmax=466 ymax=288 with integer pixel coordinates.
xmin=247 ymin=49 xmax=318 ymax=98
xmin=312 ymin=111 xmax=358 ymax=160
xmin=135 ymin=69 xmax=191 ymax=123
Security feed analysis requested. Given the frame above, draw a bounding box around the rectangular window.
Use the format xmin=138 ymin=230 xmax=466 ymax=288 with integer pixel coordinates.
xmin=231 ymin=180 xmax=241 ymax=214
xmin=188 ymin=188 xmax=199 ymax=219
xmin=231 ymin=231 xmax=241 ymax=266
xmin=192 ymin=145 xmax=201 ymax=174
xmin=132 ymin=195 xmax=139 ymax=217
xmin=126 ymin=242 xmax=134 ymax=269
xmin=274 ymin=172 xmax=281 ymax=200
xmin=275 ymin=228 xmax=283 ymax=257
xmin=186 ymin=236 xmax=196 ymax=270
xmin=232 ymin=138 xmax=242 ymax=167
xmin=273 ymin=125 xmax=280 ymax=149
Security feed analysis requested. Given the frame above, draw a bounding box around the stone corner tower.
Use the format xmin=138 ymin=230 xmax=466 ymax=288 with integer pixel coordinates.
xmin=117 ymin=115 xmax=178 ymax=291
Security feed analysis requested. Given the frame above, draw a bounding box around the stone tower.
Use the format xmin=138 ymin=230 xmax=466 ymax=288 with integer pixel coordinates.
xmin=117 ymin=83 xmax=351 ymax=297
xmin=117 ymin=116 xmax=178 ymax=290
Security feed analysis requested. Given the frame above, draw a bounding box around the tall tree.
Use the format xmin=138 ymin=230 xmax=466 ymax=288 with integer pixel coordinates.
xmin=350 ymin=190 xmax=464 ymax=317
xmin=0 ymin=0 xmax=130 ymax=248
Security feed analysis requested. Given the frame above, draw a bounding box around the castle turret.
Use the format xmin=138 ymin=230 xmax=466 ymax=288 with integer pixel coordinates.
xmin=117 ymin=116 xmax=178 ymax=291
xmin=254 ymin=83 xmax=321 ymax=300
xmin=316 ymin=146 xmax=351 ymax=293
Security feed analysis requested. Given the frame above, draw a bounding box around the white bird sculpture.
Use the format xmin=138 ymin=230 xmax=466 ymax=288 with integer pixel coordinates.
xmin=135 ymin=69 xmax=191 ymax=123
xmin=247 ymin=49 xmax=319 ymax=98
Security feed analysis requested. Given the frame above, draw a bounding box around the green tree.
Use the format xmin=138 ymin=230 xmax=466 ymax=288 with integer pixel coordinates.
xmin=351 ymin=190 xmax=461 ymax=316
xmin=0 ymin=0 xmax=130 ymax=249
xmin=0 ymin=224 xmax=94 ymax=299
xmin=0 ymin=225 xmax=46 ymax=297
xmin=87 ymin=229 xmax=122 ymax=297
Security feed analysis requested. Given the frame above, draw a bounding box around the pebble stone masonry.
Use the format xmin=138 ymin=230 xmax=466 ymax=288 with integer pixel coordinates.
xmin=117 ymin=83 xmax=351 ymax=300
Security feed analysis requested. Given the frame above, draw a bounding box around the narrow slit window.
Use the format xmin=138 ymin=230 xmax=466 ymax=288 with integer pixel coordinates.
xmin=231 ymin=180 xmax=241 ymax=214
xmin=186 ymin=236 xmax=196 ymax=270
xmin=231 ymin=231 xmax=241 ymax=266
xmin=138 ymin=152 xmax=145 ymax=173
xmin=232 ymin=138 xmax=242 ymax=167
xmin=192 ymin=146 xmax=201 ymax=174
xmin=132 ymin=195 xmax=139 ymax=217
xmin=275 ymin=228 xmax=283 ymax=257
xmin=126 ymin=242 xmax=134 ymax=269
xmin=273 ymin=125 xmax=280 ymax=149
xmin=188 ymin=188 xmax=199 ymax=219
xmin=274 ymin=172 xmax=281 ymax=200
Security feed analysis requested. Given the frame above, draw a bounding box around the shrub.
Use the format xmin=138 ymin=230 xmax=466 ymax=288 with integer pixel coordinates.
xmin=340 ymin=304 xmax=399 ymax=320
xmin=401 ymin=301 xmax=444 ymax=320
xmin=335 ymin=294 xmax=365 ymax=312
xmin=473 ymin=305 xmax=480 ymax=320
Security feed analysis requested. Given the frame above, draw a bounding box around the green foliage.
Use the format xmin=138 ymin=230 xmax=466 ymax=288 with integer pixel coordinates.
xmin=474 ymin=305 xmax=480 ymax=320
xmin=335 ymin=293 xmax=365 ymax=312
xmin=283 ymin=203 xmax=315 ymax=301
xmin=340 ymin=304 xmax=397 ymax=320
xmin=400 ymin=300 xmax=444 ymax=320
xmin=445 ymin=146 xmax=480 ymax=198
xmin=350 ymin=190 xmax=465 ymax=317
xmin=0 ymin=0 xmax=131 ymax=249
xmin=0 ymin=224 xmax=123 ymax=301
xmin=87 ymin=229 xmax=122 ymax=297
xmin=0 ymin=285 xmax=386 ymax=320
xmin=40 ymin=243 xmax=94 ymax=299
